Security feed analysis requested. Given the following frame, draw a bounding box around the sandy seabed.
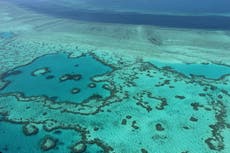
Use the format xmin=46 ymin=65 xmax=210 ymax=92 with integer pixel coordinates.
xmin=0 ymin=1 xmax=230 ymax=153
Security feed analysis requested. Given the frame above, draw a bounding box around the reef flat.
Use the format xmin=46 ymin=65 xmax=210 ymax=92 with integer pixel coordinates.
xmin=1 ymin=1 xmax=230 ymax=74
xmin=0 ymin=1 xmax=230 ymax=153
xmin=0 ymin=47 xmax=230 ymax=153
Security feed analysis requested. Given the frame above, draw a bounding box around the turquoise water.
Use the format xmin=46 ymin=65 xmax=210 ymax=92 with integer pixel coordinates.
xmin=151 ymin=61 xmax=230 ymax=79
xmin=0 ymin=122 xmax=82 ymax=153
xmin=0 ymin=53 xmax=112 ymax=102
xmin=0 ymin=32 xmax=15 ymax=39
xmin=0 ymin=121 xmax=104 ymax=153
xmin=0 ymin=0 xmax=230 ymax=153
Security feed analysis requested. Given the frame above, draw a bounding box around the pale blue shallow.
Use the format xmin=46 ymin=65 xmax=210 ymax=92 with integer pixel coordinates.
xmin=151 ymin=61 xmax=230 ymax=79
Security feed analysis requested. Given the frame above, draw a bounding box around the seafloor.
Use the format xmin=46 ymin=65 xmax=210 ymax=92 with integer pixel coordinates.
xmin=0 ymin=1 xmax=230 ymax=153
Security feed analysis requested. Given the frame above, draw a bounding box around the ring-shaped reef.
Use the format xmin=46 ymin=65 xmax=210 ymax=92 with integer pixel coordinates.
xmin=0 ymin=53 xmax=113 ymax=104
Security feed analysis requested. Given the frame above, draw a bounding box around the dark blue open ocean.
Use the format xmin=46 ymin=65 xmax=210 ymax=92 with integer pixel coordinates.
xmin=0 ymin=1 xmax=230 ymax=153
xmin=7 ymin=0 xmax=230 ymax=30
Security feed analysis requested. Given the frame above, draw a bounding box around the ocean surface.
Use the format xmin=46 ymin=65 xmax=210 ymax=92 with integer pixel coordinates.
xmin=0 ymin=0 xmax=230 ymax=153
xmin=6 ymin=0 xmax=230 ymax=30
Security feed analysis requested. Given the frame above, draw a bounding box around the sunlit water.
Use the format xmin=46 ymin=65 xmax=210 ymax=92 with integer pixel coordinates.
xmin=0 ymin=0 xmax=230 ymax=153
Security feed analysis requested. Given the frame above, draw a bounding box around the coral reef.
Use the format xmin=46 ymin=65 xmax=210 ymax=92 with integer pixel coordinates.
xmin=22 ymin=124 xmax=39 ymax=136
xmin=40 ymin=136 xmax=57 ymax=151
xmin=0 ymin=50 xmax=229 ymax=153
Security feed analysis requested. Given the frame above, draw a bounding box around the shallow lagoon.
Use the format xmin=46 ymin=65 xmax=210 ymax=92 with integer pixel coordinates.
xmin=1 ymin=53 xmax=112 ymax=103
xmin=151 ymin=61 xmax=230 ymax=79
xmin=0 ymin=0 xmax=230 ymax=153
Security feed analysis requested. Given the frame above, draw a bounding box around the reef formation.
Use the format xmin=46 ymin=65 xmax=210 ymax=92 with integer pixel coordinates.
xmin=0 ymin=46 xmax=230 ymax=152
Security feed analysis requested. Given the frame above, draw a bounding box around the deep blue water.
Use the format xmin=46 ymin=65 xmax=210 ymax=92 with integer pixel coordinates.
xmin=81 ymin=0 xmax=230 ymax=14
xmin=9 ymin=0 xmax=230 ymax=14
xmin=1 ymin=1 xmax=230 ymax=153
xmin=7 ymin=0 xmax=230 ymax=30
